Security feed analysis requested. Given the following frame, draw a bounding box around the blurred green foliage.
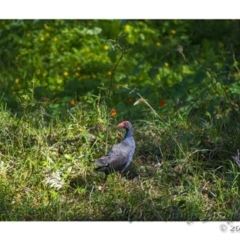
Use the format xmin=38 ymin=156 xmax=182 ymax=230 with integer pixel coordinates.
xmin=1 ymin=19 xmax=240 ymax=119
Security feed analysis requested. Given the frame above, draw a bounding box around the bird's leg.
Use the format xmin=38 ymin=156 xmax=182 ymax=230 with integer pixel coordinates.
xmin=99 ymin=175 xmax=108 ymax=193
xmin=100 ymin=183 xmax=106 ymax=193
xmin=118 ymin=172 xmax=123 ymax=188
xmin=118 ymin=172 xmax=122 ymax=180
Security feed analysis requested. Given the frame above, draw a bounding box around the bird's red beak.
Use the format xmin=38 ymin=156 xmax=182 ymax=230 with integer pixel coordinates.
xmin=117 ymin=122 xmax=125 ymax=128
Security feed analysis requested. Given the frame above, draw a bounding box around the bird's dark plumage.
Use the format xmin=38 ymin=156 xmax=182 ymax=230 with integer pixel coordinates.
xmin=94 ymin=121 xmax=135 ymax=177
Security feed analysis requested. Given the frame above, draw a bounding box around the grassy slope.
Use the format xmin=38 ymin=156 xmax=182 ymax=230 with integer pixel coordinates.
xmin=0 ymin=95 xmax=240 ymax=221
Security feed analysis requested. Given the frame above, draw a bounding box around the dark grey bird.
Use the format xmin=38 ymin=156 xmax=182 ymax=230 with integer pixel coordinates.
xmin=95 ymin=121 xmax=135 ymax=182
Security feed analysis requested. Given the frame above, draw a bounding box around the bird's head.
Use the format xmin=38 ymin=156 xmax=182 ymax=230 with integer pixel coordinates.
xmin=117 ymin=121 xmax=132 ymax=130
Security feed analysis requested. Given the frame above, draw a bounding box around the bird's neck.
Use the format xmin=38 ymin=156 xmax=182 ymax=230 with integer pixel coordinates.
xmin=123 ymin=128 xmax=133 ymax=139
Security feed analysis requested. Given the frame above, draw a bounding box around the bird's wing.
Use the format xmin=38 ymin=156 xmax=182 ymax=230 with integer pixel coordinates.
xmin=95 ymin=142 xmax=132 ymax=168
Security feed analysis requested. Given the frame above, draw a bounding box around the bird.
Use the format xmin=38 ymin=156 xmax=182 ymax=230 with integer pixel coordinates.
xmin=94 ymin=121 xmax=135 ymax=184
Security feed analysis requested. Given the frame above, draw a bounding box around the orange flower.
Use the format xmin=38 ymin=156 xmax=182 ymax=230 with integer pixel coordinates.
xmin=159 ymin=99 xmax=166 ymax=107
xmin=110 ymin=108 xmax=117 ymax=117
xmin=126 ymin=97 xmax=133 ymax=103
xmin=41 ymin=97 xmax=49 ymax=102
xmin=69 ymin=99 xmax=76 ymax=106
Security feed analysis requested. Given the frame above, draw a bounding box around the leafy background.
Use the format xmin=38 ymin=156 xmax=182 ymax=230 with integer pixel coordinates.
xmin=1 ymin=20 xmax=240 ymax=116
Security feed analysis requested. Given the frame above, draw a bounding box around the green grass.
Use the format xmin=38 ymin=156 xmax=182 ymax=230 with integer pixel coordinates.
xmin=0 ymin=93 xmax=240 ymax=221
